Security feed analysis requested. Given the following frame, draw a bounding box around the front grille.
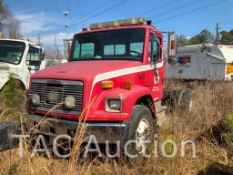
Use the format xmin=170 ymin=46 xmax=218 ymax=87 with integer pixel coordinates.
xmin=28 ymin=79 xmax=84 ymax=115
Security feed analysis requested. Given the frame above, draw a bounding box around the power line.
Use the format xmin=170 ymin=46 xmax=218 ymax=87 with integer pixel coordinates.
xmin=222 ymin=22 xmax=233 ymax=27
xmin=40 ymin=0 xmax=130 ymax=34
xmin=221 ymin=19 xmax=233 ymax=27
xmin=120 ymin=0 xmax=126 ymax=19
xmin=136 ymin=0 xmax=178 ymax=17
xmin=64 ymin=0 xmax=74 ymax=26
xmin=149 ymin=0 xmax=202 ymax=19
xmin=128 ymin=0 xmax=136 ymax=17
xmin=185 ymin=17 xmax=233 ymax=38
xmin=153 ymin=0 xmax=228 ymax=24
xmin=79 ymin=0 xmax=114 ymax=20
xmin=70 ymin=0 xmax=131 ymax=28
xmin=75 ymin=0 xmax=83 ymax=19
xmin=53 ymin=0 xmax=66 ymax=26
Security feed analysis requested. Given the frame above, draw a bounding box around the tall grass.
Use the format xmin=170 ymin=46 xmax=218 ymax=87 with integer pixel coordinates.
xmin=0 ymin=81 xmax=233 ymax=174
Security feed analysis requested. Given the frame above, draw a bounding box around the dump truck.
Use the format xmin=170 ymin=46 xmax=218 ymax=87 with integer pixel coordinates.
xmin=26 ymin=18 xmax=177 ymax=161
xmin=166 ymin=44 xmax=233 ymax=81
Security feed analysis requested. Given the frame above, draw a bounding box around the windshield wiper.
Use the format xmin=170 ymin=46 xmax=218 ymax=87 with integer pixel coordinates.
xmin=0 ymin=58 xmax=5 ymax=62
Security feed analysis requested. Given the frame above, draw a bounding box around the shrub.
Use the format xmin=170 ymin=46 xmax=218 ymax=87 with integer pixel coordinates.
xmin=223 ymin=114 xmax=233 ymax=159
xmin=0 ymin=73 xmax=25 ymax=112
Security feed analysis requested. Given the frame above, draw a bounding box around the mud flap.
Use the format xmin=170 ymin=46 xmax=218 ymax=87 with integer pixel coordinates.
xmin=0 ymin=121 xmax=20 ymax=151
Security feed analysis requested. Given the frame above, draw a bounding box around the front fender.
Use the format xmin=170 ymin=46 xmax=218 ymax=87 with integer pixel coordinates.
xmin=0 ymin=73 xmax=26 ymax=91
xmin=0 ymin=77 xmax=9 ymax=91
xmin=89 ymin=85 xmax=152 ymax=121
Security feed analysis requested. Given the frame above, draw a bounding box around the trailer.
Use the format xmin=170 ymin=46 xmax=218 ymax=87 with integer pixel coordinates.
xmin=166 ymin=44 xmax=233 ymax=81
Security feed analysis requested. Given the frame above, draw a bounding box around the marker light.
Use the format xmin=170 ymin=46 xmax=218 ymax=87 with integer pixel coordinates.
xmin=168 ymin=32 xmax=176 ymax=59
xmin=102 ymin=81 xmax=114 ymax=89
xmin=171 ymin=40 xmax=176 ymax=50
xmin=123 ymin=81 xmax=133 ymax=90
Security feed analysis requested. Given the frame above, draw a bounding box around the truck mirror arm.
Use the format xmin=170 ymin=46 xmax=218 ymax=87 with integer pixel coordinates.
xmin=167 ymin=56 xmax=177 ymax=64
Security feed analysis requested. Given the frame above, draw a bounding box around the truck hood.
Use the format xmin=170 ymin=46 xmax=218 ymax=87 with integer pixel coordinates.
xmin=32 ymin=60 xmax=142 ymax=81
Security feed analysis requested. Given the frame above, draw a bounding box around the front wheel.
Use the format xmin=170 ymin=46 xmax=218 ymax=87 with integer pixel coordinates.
xmin=125 ymin=105 xmax=155 ymax=166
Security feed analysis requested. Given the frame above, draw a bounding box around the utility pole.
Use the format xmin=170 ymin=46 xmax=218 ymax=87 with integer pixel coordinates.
xmin=215 ymin=22 xmax=221 ymax=44
xmin=37 ymin=33 xmax=41 ymax=45
xmin=63 ymin=11 xmax=69 ymax=59
xmin=54 ymin=36 xmax=58 ymax=59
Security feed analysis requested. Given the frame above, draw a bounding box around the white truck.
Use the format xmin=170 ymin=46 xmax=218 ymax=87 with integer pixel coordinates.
xmin=166 ymin=44 xmax=233 ymax=81
xmin=0 ymin=39 xmax=44 ymax=91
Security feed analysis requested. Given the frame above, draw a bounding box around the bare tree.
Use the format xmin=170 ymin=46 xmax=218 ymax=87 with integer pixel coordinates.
xmin=45 ymin=47 xmax=64 ymax=60
xmin=7 ymin=17 xmax=22 ymax=39
xmin=0 ymin=0 xmax=21 ymax=39
xmin=0 ymin=0 xmax=9 ymax=35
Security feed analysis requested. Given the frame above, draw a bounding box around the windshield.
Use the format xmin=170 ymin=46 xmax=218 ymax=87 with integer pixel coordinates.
xmin=0 ymin=40 xmax=25 ymax=65
xmin=70 ymin=28 xmax=145 ymax=61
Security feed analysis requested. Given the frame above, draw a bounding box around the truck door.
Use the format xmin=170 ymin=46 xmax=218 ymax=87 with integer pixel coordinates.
xmin=149 ymin=32 xmax=164 ymax=100
xmin=26 ymin=46 xmax=41 ymax=74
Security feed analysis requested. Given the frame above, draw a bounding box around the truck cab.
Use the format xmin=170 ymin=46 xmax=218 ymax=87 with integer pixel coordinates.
xmin=0 ymin=39 xmax=44 ymax=91
xmin=26 ymin=18 xmax=176 ymax=157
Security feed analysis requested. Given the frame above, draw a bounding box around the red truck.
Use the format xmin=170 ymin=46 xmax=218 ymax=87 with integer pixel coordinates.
xmin=26 ymin=18 xmax=176 ymax=157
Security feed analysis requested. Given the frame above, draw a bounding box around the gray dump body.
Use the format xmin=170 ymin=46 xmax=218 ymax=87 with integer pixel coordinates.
xmin=166 ymin=44 xmax=233 ymax=81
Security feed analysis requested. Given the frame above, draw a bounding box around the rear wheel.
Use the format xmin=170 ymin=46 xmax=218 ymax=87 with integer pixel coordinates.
xmin=125 ymin=105 xmax=155 ymax=166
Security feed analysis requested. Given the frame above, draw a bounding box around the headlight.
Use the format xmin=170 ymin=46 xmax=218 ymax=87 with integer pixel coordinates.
xmin=105 ymin=98 xmax=122 ymax=112
xmin=64 ymin=95 xmax=76 ymax=109
xmin=31 ymin=94 xmax=40 ymax=106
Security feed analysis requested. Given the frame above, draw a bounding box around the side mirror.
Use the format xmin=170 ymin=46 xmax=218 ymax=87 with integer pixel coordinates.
xmin=41 ymin=52 xmax=45 ymax=61
xmin=28 ymin=65 xmax=40 ymax=74
xmin=28 ymin=65 xmax=35 ymax=72
xmin=40 ymin=48 xmax=45 ymax=61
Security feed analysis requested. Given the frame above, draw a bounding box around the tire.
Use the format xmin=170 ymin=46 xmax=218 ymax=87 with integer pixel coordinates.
xmin=125 ymin=105 xmax=155 ymax=166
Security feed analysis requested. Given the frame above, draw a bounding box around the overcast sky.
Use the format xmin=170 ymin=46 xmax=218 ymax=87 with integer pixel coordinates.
xmin=4 ymin=0 xmax=233 ymax=48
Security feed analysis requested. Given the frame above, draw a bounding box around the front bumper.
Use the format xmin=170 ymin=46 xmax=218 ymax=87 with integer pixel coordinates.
xmin=26 ymin=114 xmax=128 ymax=144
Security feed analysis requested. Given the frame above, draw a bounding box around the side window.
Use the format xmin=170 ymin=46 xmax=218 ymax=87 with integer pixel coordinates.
xmin=104 ymin=45 xmax=114 ymax=55
xmin=104 ymin=44 xmax=126 ymax=55
xmin=115 ymin=44 xmax=125 ymax=55
xmin=72 ymin=42 xmax=95 ymax=59
xmin=73 ymin=41 xmax=81 ymax=59
xmin=26 ymin=47 xmax=41 ymax=66
xmin=149 ymin=33 xmax=161 ymax=63
xmin=81 ymin=43 xmax=94 ymax=58
xmin=130 ymin=42 xmax=143 ymax=56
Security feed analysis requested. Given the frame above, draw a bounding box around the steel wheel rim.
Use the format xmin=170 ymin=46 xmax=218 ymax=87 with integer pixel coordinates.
xmin=135 ymin=119 xmax=150 ymax=152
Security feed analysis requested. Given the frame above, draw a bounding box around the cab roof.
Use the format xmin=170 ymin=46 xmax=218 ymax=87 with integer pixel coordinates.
xmin=0 ymin=38 xmax=41 ymax=48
